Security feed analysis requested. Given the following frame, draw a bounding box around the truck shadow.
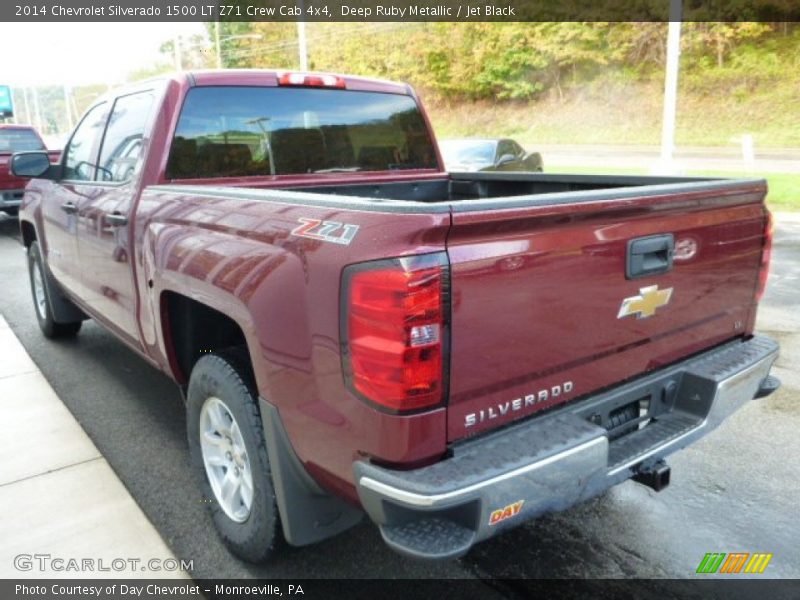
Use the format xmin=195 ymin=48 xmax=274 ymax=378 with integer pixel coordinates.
xmin=0 ymin=213 xmax=21 ymax=242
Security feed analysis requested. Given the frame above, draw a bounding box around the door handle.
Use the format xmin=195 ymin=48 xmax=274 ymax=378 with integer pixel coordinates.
xmin=60 ymin=201 xmax=78 ymax=215
xmin=626 ymin=234 xmax=674 ymax=279
xmin=105 ymin=212 xmax=128 ymax=227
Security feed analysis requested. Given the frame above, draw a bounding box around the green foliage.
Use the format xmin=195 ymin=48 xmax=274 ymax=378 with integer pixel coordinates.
xmin=182 ymin=22 xmax=798 ymax=105
xmin=177 ymin=21 xmax=800 ymax=153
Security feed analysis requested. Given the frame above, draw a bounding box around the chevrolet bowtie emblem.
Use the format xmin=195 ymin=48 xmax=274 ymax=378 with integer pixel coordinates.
xmin=618 ymin=285 xmax=673 ymax=319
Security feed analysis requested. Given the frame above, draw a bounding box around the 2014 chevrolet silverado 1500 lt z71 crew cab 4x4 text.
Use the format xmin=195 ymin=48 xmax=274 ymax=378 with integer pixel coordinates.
xmin=12 ymin=70 xmax=780 ymax=562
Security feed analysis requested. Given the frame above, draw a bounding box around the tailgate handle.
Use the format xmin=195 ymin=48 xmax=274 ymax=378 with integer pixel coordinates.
xmin=626 ymin=234 xmax=674 ymax=279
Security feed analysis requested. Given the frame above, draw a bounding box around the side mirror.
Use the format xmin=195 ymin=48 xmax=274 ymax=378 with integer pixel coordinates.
xmin=496 ymin=153 xmax=516 ymax=166
xmin=10 ymin=151 xmax=54 ymax=179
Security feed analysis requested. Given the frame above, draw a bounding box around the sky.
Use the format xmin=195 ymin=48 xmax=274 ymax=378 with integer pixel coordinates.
xmin=0 ymin=22 xmax=207 ymax=87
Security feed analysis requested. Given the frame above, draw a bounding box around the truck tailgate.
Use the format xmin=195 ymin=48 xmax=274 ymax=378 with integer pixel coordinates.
xmin=445 ymin=181 xmax=768 ymax=441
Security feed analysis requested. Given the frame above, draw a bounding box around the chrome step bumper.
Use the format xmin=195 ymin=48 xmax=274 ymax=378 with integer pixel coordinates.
xmin=354 ymin=336 xmax=780 ymax=559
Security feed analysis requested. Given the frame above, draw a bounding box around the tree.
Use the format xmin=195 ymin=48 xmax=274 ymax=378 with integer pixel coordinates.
xmin=204 ymin=22 xmax=297 ymax=69
xmin=684 ymin=23 xmax=771 ymax=67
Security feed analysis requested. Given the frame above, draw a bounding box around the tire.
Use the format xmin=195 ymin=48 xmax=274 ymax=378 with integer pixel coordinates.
xmin=186 ymin=349 xmax=282 ymax=563
xmin=27 ymin=241 xmax=82 ymax=339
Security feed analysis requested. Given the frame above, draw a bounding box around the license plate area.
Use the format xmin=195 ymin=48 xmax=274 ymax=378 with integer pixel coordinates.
xmin=573 ymin=374 xmax=682 ymax=442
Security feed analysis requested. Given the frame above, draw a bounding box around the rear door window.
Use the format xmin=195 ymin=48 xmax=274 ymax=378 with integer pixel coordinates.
xmin=166 ymin=86 xmax=438 ymax=179
xmin=96 ymin=90 xmax=155 ymax=182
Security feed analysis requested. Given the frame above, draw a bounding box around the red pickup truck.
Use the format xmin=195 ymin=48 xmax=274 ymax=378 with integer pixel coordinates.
xmin=0 ymin=125 xmax=59 ymax=216
xmin=13 ymin=70 xmax=780 ymax=562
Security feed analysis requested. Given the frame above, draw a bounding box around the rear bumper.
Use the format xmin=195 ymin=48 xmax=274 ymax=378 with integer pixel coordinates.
xmin=354 ymin=335 xmax=780 ymax=559
xmin=0 ymin=189 xmax=24 ymax=209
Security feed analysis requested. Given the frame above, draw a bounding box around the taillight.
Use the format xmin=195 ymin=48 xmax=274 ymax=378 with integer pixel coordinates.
xmin=755 ymin=210 xmax=773 ymax=301
xmin=342 ymin=254 xmax=449 ymax=413
xmin=278 ymin=72 xmax=346 ymax=89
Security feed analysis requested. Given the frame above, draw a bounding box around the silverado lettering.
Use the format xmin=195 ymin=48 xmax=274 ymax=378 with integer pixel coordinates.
xmin=13 ymin=69 xmax=779 ymax=563
xmin=465 ymin=381 xmax=575 ymax=428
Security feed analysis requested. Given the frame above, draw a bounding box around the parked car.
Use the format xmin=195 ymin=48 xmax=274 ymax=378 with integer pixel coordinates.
xmin=0 ymin=125 xmax=60 ymax=217
xmin=439 ymin=137 xmax=543 ymax=172
xmin=13 ymin=70 xmax=779 ymax=562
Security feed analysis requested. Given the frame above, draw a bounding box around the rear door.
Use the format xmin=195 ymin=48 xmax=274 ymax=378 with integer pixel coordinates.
xmin=39 ymin=103 xmax=109 ymax=297
xmin=445 ymin=184 xmax=767 ymax=441
xmin=76 ymin=88 xmax=157 ymax=348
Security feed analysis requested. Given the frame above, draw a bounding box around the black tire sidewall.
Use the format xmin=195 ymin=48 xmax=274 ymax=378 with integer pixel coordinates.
xmin=186 ymin=353 xmax=280 ymax=563
xmin=28 ymin=241 xmax=56 ymax=337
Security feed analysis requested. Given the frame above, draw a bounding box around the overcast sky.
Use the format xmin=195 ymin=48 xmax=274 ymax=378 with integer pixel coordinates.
xmin=0 ymin=22 xmax=207 ymax=87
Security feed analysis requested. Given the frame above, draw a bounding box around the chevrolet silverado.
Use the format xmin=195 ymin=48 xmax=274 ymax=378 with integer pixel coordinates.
xmin=12 ymin=70 xmax=779 ymax=561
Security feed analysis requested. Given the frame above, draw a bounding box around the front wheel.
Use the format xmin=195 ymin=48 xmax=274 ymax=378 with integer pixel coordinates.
xmin=186 ymin=350 xmax=282 ymax=563
xmin=27 ymin=241 xmax=82 ymax=338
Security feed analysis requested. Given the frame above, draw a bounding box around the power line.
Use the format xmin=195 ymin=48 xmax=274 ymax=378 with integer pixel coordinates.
xmin=219 ymin=23 xmax=407 ymax=60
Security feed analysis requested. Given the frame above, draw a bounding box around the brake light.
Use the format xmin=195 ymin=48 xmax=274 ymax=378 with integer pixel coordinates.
xmin=756 ymin=210 xmax=773 ymax=301
xmin=278 ymin=72 xmax=346 ymax=89
xmin=342 ymin=254 xmax=449 ymax=413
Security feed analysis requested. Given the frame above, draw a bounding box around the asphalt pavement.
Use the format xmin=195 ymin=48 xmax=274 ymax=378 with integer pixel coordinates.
xmin=537 ymin=144 xmax=800 ymax=174
xmin=0 ymin=211 xmax=798 ymax=585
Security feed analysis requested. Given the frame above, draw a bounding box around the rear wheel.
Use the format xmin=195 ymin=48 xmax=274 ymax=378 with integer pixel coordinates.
xmin=186 ymin=350 xmax=282 ymax=563
xmin=27 ymin=241 xmax=82 ymax=338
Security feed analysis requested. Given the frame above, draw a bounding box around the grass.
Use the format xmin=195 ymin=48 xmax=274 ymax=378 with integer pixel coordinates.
xmin=426 ymin=69 xmax=800 ymax=149
xmin=547 ymin=165 xmax=799 ymax=211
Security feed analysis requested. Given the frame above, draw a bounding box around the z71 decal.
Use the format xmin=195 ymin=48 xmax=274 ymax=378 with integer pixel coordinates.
xmin=291 ymin=218 xmax=359 ymax=246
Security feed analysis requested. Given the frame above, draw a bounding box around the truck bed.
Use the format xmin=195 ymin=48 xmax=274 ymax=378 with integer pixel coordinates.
xmin=150 ymin=172 xmax=754 ymax=211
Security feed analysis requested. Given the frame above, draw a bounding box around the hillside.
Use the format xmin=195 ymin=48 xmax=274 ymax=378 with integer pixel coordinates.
xmin=426 ymin=75 xmax=800 ymax=149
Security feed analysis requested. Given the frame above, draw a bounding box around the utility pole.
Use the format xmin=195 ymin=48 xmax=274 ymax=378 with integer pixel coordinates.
xmin=659 ymin=0 xmax=682 ymax=173
xmin=173 ymin=35 xmax=183 ymax=71
xmin=215 ymin=21 xmax=222 ymax=69
xmin=297 ymin=0 xmax=308 ymax=70
xmin=31 ymin=86 xmax=43 ymax=131
xmin=297 ymin=22 xmax=308 ymax=70
xmin=63 ymin=85 xmax=74 ymax=131
xmin=22 ymin=87 xmax=31 ymax=125
xmin=70 ymin=92 xmax=79 ymax=124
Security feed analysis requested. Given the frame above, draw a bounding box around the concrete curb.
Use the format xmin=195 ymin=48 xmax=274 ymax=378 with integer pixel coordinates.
xmin=0 ymin=315 xmax=189 ymax=579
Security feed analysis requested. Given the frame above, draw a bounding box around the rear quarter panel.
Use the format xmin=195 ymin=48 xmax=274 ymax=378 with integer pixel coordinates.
xmin=134 ymin=187 xmax=451 ymax=499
